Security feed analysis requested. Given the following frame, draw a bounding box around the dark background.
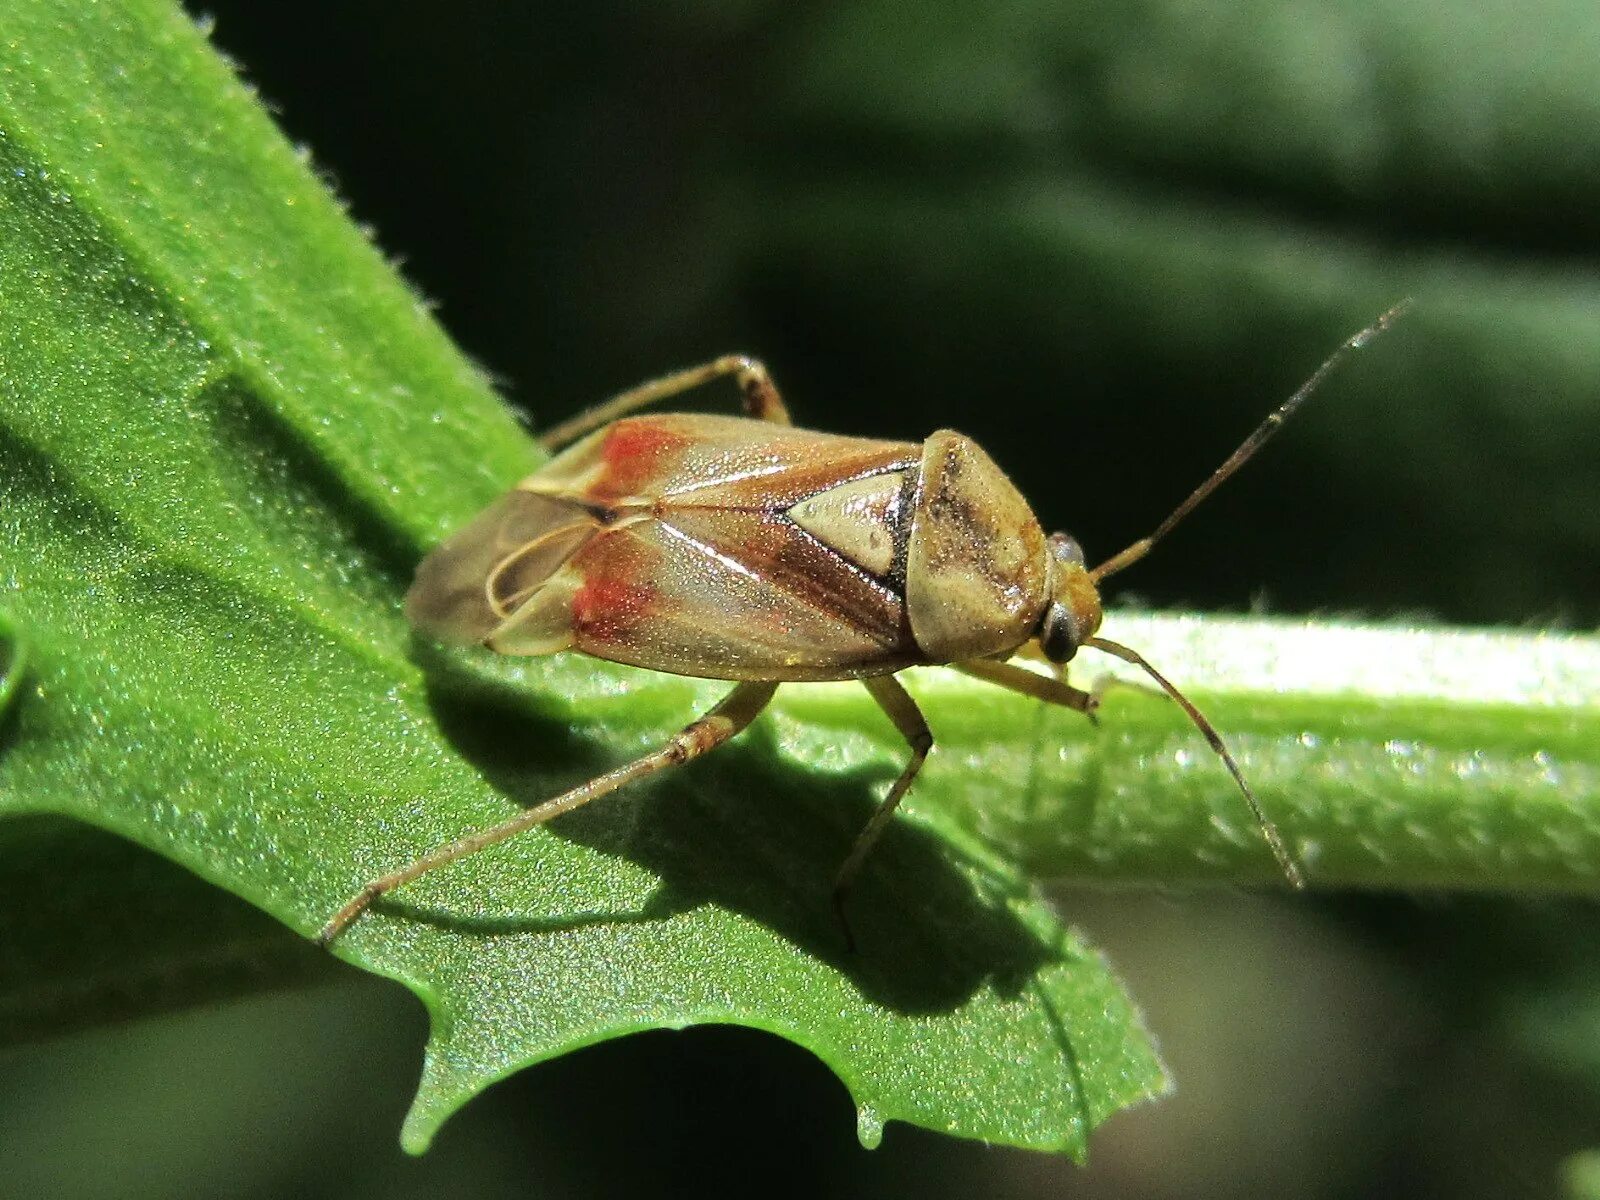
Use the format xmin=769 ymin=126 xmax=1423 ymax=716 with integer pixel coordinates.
xmin=7 ymin=3 xmax=1600 ymax=1197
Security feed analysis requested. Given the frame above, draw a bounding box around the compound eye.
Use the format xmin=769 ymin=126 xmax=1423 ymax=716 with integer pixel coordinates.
xmin=1040 ymin=601 xmax=1082 ymax=663
xmin=1048 ymin=533 xmax=1086 ymax=567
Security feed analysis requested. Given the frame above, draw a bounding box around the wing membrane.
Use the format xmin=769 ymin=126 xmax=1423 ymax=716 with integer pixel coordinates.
xmin=407 ymin=490 xmax=598 ymax=644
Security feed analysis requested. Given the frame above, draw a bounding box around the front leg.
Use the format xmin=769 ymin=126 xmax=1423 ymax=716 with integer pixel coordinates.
xmin=538 ymin=355 xmax=791 ymax=450
xmin=952 ymin=655 xmax=1099 ymax=716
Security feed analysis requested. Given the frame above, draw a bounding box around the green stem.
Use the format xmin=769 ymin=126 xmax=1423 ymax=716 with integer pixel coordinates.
xmin=783 ymin=613 xmax=1600 ymax=892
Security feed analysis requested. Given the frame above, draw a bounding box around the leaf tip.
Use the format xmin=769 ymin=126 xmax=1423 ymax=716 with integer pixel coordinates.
xmin=855 ymin=1102 xmax=886 ymax=1149
xmin=398 ymin=1118 xmax=437 ymax=1157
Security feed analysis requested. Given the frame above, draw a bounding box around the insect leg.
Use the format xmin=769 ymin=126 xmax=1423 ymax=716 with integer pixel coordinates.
xmin=537 ymin=355 xmax=790 ymax=450
xmin=831 ymin=674 xmax=933 ymax=951
xmin=318 ymin=680 xmax=780 ymax=945
xmin=951 ymin=656 xmax=1098 ymax=715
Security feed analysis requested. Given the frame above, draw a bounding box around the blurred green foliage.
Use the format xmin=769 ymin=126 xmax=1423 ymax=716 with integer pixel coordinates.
xmin=4 ymin=0 xmax=1600 ymax=1197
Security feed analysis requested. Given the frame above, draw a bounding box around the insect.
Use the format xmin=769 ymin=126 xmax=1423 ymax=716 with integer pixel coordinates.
xmin=319 ymin=303 xmax=1408 ymax=946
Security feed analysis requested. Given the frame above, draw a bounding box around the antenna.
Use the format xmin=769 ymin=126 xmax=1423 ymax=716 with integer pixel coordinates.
xmin=1086 ymin=636 xmax=1305 ymax=888
xmin=1090 ymin=300 xmax=1413 ymax=583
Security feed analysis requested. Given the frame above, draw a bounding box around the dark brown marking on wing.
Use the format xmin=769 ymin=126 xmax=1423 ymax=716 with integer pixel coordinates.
xmin=886 ymin=465 xmax=922 ymax=594
xmin=666 ymin=508 xmax=904 ymax=649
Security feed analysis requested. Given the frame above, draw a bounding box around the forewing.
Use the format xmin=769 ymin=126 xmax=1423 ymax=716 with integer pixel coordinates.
xmin=530 ymin=413 xmax=918 ymax=509
xmin=456 ymin=414 xmax=923 ymax=675
xmin=526 ymin=509 xmax=913 ymax=681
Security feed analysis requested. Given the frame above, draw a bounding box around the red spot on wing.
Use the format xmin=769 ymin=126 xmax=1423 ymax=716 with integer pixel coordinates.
xmin=571 ymin=572 xmax=657 ymax=642
xmin=594 ymin=419 xmax=691 ymax=498
xmin=602 ymin=419 xmax=687 ymax=465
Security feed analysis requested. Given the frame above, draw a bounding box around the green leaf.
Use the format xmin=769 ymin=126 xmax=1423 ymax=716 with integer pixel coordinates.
xmin=0 ymin=0 xmax=1162 ymax=1155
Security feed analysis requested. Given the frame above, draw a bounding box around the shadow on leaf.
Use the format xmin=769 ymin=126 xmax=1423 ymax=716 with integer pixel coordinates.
xmin=399 ymin=637 xmax=1065 ymax=1017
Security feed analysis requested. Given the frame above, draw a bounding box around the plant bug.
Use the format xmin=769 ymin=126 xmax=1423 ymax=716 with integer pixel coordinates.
xmin=319 ymin=302 xmax=1409 ymax=946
